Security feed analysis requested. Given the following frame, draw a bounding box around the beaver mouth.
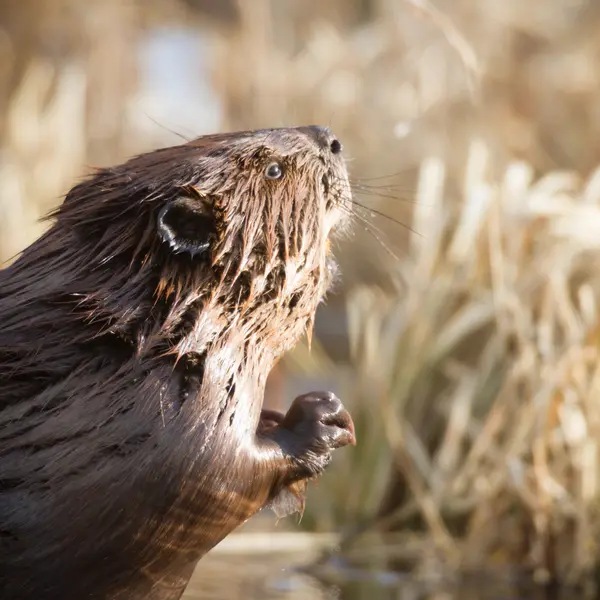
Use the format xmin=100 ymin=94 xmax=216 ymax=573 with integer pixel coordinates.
xmin=322 ymin=173 xmax=336 ymax=212
xmin=322 ymin=173 xmax=330 ymax=196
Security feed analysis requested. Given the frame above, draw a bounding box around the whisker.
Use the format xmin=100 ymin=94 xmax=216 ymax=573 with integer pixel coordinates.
xmin=338 ymin=201 xmax=382 ymax=236
xmin=142 ymin=113 xmax=194 ymax=142
xmin=350 ymin=200 xmax=422 ymax=237
xmin=337 ymin=203 xmax=403 ymax=264
xmin=337 ymin=171 xmax=420 ymax=203
xmin=351 ymin=186 xmax=419 ymax=206
xmin=352 ymin=181 xmax=418 ymax=194
xmin=353 ymin=169 xmax=414 ymax=182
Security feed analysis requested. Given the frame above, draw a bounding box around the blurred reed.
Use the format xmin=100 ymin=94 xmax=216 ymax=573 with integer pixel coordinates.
xmin=304 ymin=147 xmax=600 ymax=586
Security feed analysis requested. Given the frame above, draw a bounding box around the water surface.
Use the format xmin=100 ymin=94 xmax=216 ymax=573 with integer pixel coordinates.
xmin=182 ymin=532 xmax=582 ymax=600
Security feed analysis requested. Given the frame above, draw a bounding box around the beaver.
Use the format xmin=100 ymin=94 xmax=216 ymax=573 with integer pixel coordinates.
xmin=0 ymin=126 xmax=356 ymax=600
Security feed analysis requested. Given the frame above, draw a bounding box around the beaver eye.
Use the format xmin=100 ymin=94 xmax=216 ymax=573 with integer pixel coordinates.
xmin=265 ymin=162 xmax=283 ymax=180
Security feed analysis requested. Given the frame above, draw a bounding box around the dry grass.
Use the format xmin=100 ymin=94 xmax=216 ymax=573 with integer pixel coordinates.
xmin=322 ymin=146 xmax=600 ymax=585
xmin=4 ymin=0 xmax=600 ymax=588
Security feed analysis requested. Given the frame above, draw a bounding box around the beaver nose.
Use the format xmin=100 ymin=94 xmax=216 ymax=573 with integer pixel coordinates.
xmin=302 ymin=126 xmax=343 ymax=155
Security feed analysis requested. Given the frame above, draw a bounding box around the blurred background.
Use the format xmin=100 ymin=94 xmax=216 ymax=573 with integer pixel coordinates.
xmin=3 ymin=1 xmax=600 ymax=598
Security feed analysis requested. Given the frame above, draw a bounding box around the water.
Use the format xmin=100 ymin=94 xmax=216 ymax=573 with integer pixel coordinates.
xmin=182 ymin=534 xmax=586 ymax=600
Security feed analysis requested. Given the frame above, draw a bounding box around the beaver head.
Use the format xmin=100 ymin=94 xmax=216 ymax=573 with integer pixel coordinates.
xmin=35 ymin=126 xmax=349 ymax=359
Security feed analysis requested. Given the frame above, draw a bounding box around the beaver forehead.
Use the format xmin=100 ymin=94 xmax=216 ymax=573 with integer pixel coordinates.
xmin=192 ymin=126 xmax=338 ymax=159
xmin=252 ymin=127 xmax=333 ymax=156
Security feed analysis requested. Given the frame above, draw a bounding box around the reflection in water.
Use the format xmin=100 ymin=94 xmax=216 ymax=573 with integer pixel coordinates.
xmin=182 ymin=536 xmax=580 ymax=600
xmin=183 ymin=551 xmax=330 ymax=600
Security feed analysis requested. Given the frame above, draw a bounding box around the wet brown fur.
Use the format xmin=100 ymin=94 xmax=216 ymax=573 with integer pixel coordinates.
xmin=0 ymin=126 xmax=353 ymax=599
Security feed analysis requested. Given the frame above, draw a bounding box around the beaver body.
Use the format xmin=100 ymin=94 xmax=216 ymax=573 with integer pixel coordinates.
xmin=0 ymin=126 xmax=355 ymax=599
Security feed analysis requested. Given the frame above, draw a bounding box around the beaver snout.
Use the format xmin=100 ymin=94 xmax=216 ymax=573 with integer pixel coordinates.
xmin=301 ymin=125 xmax=343 ymax=156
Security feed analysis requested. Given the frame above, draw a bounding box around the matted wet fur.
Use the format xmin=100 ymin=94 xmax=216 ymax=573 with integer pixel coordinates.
xmin=0 ymin=126 xmax=356 ymax=600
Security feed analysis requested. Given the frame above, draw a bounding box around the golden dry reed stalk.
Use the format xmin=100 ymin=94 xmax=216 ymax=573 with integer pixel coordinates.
xmin=346 ymin=142 xmax=600 ymax=585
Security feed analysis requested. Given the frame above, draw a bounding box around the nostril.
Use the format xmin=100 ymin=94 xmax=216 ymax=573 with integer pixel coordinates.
xmin=330 ymin=139 xmax=342 ymax=154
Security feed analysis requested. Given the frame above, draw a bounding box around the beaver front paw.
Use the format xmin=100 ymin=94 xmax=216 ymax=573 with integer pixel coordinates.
xmin=274 ymin=391 xmax=355 ymax=480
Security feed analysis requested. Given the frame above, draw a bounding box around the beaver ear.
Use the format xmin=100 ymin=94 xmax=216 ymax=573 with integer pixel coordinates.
xmin=157 ymin=194 xmax=216 ymax=257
